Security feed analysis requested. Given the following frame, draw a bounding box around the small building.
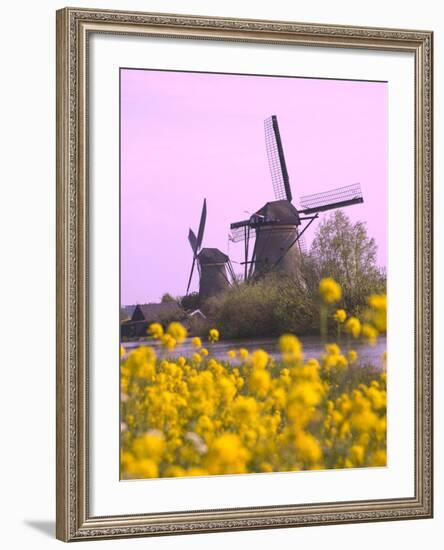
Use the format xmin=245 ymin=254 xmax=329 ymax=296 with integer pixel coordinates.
xmin=120 ymin=301 xmax=185 ymax=339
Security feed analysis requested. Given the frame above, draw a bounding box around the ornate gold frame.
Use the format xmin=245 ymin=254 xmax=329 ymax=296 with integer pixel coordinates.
xmin=56 ymin=7 xmax=433 ymax=542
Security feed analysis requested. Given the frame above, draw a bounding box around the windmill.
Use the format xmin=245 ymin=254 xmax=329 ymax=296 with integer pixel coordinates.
xmin=230 ymin=115 xmax=364 ymax=283
xmin=186 ymin=199 xmax=236 ymax=300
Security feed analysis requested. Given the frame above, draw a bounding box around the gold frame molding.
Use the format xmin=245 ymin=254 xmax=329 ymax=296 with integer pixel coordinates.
xmin=56 ymin=7 xmax=433 ymax=542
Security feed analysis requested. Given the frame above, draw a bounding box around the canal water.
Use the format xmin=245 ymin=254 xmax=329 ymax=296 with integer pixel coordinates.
xmin=122 ymin=334 xmax=386 ymax=369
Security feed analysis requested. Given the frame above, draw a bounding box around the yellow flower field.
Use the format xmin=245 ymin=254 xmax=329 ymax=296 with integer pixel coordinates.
xmin=120 ymin=282 xmax=387 ymax=479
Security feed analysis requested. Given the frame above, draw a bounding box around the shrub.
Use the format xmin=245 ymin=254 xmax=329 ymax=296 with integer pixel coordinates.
xmin=204 ymin=275 xmax=318 ymax=339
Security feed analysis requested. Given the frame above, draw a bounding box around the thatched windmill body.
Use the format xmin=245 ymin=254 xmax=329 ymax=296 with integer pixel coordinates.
xmin=230 ymin=115 xmax=365 ymax=283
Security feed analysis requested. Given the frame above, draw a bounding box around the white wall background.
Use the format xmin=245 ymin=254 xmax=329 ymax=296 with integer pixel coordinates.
xmin=0 ymin=0 xmax=441 ymax=548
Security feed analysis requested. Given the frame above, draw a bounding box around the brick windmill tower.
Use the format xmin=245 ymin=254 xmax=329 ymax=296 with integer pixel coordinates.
xmin=186 ymin=199 xmax=235 ymax=300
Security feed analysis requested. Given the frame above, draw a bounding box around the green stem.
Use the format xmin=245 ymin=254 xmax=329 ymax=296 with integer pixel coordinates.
xmin=320 ymin=306 xmax=328 ymax=343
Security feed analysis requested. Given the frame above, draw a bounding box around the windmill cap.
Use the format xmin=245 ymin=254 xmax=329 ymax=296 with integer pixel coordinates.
xmin=198 ymin=248 xmax=229 ymax=264
xmin=254 ymin=199 xmax=300 ymax=225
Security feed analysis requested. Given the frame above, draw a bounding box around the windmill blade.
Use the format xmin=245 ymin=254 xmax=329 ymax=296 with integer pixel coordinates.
xmin=188 ymin=228 xmax=198 ymax=254
xmin=186 ymin=258 xmax=196 ymax=295
xmin=298 ymin=233 xmax=308 ymax=254
xmin=186 ymin=228 xmax=198 ymax=294
xmin=264 ymin=115 xmax=292 ymax=202
xmin=229 ymin=227 xmax=255 ymax=243
xmin=196 ymin=198 xmax=207 ymax=250
xmin=270 ymin=215 xmax=318 ymax=271
xmin=300 ymin=183 xmax=364 ymax=215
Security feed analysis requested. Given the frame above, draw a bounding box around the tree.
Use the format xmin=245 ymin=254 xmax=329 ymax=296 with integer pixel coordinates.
xmin=179 ymin=292 xmax=201 ymax=312
xmin=308 ymin=211 xmax=385 ymax=310
xmin=161 ymin=293 xmax=176 ymax=304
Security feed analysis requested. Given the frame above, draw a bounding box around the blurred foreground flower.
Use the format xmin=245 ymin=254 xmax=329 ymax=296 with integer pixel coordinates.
xmin=345 ymin=316 xmax=361 ymax=339
xmin=319 ymin=278 xmax=342 ymax=304
xmin=167 ymin=322 xmax=187 ymax=344
xmin=208 ymin=328 xmax=220 ymax=343
xmin=148 ymin=322 xmax=163 ymax=339
xmin=191 ymin=336 xmax=202 ymax=349
xmin=333 ymin=309 xmax=347 ymax=323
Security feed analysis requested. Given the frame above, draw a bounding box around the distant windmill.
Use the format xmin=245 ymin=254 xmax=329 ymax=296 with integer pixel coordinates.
xmin=230 ymin=115 xmax=364 ymax=282
xmin=186 ymin=199 xmax=236 ymax=300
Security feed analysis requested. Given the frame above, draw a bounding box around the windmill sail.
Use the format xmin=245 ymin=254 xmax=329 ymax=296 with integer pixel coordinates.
xmin=188 ymin=228 xmax=198 ymax=254
xmin=300 ymin=183 xmax=363 ymax=214
xmin=264 ymin=115 xmax=292 ymax=202
xmin=186 ymin=199 xmax=207 ymax=294
xmin=196 ymin=198 xmax=207 ymax=249
xmin=186 ymin=228 xmax=198 ymax=295
xmin=229 ymin=226 xmax=254 ymax=243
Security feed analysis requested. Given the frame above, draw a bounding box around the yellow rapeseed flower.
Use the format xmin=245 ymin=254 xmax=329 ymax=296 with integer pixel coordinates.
xmin=345 ymin=316 xmax=361 ymax=338
xmin=238 ymin=348 xmax=249 ymax=361
xmin=208 ymin=328 xmax=220 ymax=343
xmin=132 ymin=432 xmax=165 ymax=462
xmin=167 ymin=322 xmax=187 ymax=344
xmin=130 ymin=458 xmax=159 ymax=479
xmin=333 ymin=309 xmax=347 ymax=323
xmin=319 ymin=278 xmax=342 ymax=304
xmin=191 ymin=352 xmax=202 ymax=366
xmin=148 ymin=322 xmax=163 ymax=339
xmin=206 ymin=434 xmax=250 ymax=475
xmin=367 ymin=294 xmax=387 ymax=332
xmin=368 ymin=294 xmax=387 ymax=310
xmin=232 ymin=396 xmax=258 ymax=423
xmin=349 ymin=444 xmax=365 ymax=465
xmin=295 ymin=431 xmax=322 ymax=463
xmin=348 ymin=350 xmax=358 ymax=363
xmin=250 ymin=349 xmax=269 ymax=370
xmin=191 ymin=336 xmax=202 ymax=349
xmin=227 ymin=349 xmax=237 ymax=359
xmin=325 ymin=343 xmax=341 ymax=356
xmin=279 ymin=334 xmax=303 ymax=363
xmin=336 ymin=355 xmax=348 ymax=370
xmin=370 ymin=449 xmax=387 ymax=467
xmin=187 ymin=467 xmax=209 ymax=477
xmin=249 ymin=368 xmax=271 ymax=398
xmin=361 ymin=323 xmax=378 ymax=346
xmin=160 ymin=333 xmax=176 ymax=350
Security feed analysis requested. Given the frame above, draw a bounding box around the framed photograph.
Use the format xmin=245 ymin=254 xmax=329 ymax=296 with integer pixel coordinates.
xmin=56 ymin=7 xmax=433 ymax=542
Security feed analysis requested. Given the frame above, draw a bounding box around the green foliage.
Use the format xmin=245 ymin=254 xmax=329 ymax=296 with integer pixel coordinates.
xmin=308 ymin=211 xmax=386 ymax=310
xmin=323 ymin=363 xmax=381 ymax=400
xmin=205 ymin=275 xmax=318 ymax=339
xmin=120 ymin=309 xmax=130 ymax=322
xmin=180 ymin=292 xmax=200 ymax=312
xmin=186 ymin=314 xmax=210 ymax=337
xmin=161 ymin=293 xmax=176 ymax=304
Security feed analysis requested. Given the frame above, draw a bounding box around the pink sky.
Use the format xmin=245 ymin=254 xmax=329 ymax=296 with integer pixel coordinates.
xmin=121 ymin=69 xmax=387 ymax=305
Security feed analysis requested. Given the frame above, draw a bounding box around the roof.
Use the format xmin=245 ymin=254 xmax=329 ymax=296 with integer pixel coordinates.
xmin=254 ymin=199 xmax=300 ymax=225
xmin=198 ymin=247 xmax=229 ymax=265
xmin=188 ymin=309 xmax=207 ymax=319
xmin=121 ymin=305 xmax=137 ymax=317
xmin=131 ymin=302 xmax=183 ymax=322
